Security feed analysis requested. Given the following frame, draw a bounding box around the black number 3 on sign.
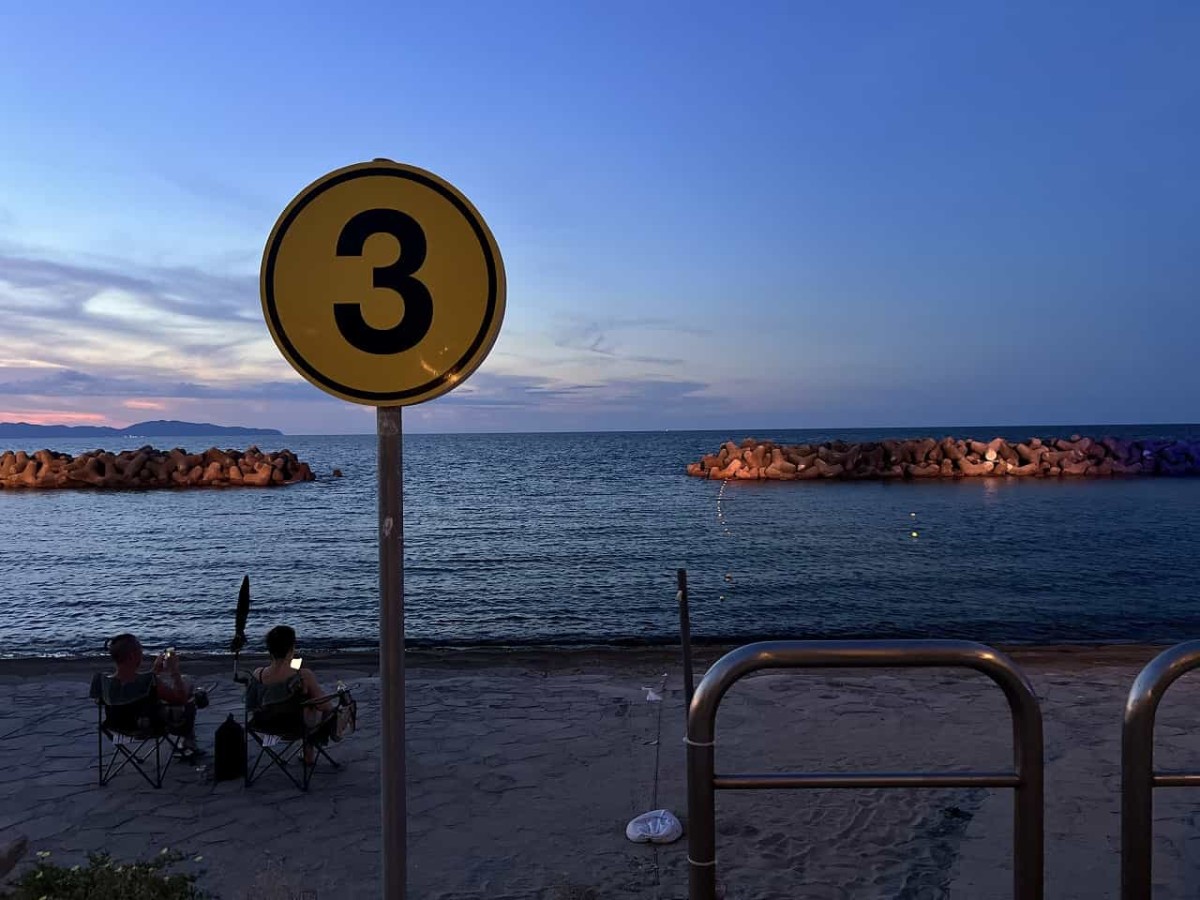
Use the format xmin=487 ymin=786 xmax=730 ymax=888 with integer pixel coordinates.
xmin=260 ymin=159 xmax=505 ymax=407
xmin=334 ymin=208 xmax=434 ymax=355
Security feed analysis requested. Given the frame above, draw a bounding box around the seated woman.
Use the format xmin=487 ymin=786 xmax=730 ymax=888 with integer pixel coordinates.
xmin=249 ymin=625 xmax=339 ymax=764
xmin=98 ymin=632 xmax=206 ymax=760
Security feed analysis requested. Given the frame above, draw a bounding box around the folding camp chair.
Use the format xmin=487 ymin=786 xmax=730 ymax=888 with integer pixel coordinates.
xmin=244 ymin=674 xmax=356 ymax=792
xmin=88 ymin=672 xmax=186 ymax=789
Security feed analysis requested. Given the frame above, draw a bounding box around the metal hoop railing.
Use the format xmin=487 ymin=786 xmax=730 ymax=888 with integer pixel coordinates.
xmin=686 ymin=639 xmax=1044 ymax=900
xmin=1121 ymin=640 xmax=1200 ymax=900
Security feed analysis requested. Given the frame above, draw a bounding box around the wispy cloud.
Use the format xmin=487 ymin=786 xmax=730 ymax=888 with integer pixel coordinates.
xmin=433 ymin=369 xmax=710 ymax=412
xmin=122 ymin=399 xmax=167 ymax=411
xmin=550 ymin=314 xmax=710 ymax=366
xmin=401 ymin=370 xmax=721 ymax=432
xmin=0 ymin=365 xmax=315 ymax=402
xmin=151 ymin=168 xmax=276 ymax=219
xmin=0 ymin=251 xmax=292 ymax=388
xmin=0 ymin=249 xmax=724 ymax=432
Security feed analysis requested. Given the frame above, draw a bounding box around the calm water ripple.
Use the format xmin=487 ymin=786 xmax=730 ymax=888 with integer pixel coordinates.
xmin=1 ymin=426 xmax=1199 ymax=657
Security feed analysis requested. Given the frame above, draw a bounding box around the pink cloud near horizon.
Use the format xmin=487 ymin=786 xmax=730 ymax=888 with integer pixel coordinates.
xmin=122 ymin=399 xmax=168 ymax=411
xmin=0 ymin=410 xmax=111 ymax=425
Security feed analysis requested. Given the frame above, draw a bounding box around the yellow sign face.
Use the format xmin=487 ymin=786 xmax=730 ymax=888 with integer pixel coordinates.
xmin=260 ymin=160 xmax=505 ymax=406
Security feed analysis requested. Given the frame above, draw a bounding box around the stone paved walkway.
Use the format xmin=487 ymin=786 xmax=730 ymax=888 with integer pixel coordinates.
xmin=2 ymin=648 xmax=1200 ymax=899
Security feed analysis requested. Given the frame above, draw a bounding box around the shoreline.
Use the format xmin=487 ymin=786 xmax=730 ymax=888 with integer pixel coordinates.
xmin=0 ymin=640 xmax=1180 ymax=678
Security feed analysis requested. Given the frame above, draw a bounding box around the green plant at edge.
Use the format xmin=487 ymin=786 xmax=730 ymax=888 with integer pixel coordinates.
xmin=1 ymin=848 xmax=209 ymax=900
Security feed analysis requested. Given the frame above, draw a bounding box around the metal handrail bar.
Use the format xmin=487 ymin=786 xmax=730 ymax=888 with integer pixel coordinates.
xmin=1151 ymin=773 xmax=1200 ymax=788
xmin=713 ymin=771 xmax=1020 ymax=790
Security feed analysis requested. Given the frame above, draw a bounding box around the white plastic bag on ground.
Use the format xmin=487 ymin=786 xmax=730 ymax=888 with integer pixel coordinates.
xmin=625 ymin=808 xmax=683 ymax=844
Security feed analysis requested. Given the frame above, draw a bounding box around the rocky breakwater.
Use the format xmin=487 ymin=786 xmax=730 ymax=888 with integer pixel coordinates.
xmin=686 ymin=436 xmax=1200 ymax=481
xmin=0 ymin=445 xmax=316 ymax=490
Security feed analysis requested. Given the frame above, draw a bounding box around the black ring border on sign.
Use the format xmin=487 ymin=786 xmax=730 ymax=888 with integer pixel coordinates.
xmin=263 ymin=165 xmax=500 ymax=403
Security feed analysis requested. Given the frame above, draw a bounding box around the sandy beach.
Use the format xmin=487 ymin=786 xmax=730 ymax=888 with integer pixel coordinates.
xmin=2 ymin=644 xmax=1200 ymax=899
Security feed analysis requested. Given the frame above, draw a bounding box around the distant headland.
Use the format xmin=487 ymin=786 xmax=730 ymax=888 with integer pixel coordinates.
xmin=0 ymin=419 xmax=283 ymax=438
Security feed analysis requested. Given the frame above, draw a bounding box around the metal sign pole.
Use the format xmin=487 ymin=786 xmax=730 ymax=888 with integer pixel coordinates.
xmin=261 ymin=159 xmax=503 ymax=899
xmin=378 ymin=406 xmax=406 ymax=899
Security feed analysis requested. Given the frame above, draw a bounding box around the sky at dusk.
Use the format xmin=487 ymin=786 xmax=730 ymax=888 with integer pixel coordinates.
xmin=1 ymin=2 xmax=1197 ymax=434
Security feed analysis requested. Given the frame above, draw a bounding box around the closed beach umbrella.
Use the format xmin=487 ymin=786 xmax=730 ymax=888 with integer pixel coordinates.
xmin=231 ymin=575 xmax=250 ymax=653
xmin=230 ymin=575 xmax=251 ymax=682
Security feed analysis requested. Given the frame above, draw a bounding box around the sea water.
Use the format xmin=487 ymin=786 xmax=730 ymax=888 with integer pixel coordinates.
xmin=1 ymin=427 xmax=1198 ymax=657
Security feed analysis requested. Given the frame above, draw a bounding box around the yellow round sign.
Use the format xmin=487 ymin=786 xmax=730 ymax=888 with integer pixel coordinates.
xmin=260 ymin=160 xmax=505 ymax=406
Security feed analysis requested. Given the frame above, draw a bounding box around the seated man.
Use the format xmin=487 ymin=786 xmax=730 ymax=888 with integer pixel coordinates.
xmin=99 ymin=632 xmax=206 ymax=760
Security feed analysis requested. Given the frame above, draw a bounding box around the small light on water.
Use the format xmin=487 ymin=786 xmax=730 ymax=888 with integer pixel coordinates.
xmin=911 ymin=531 xmax=919 ymax=538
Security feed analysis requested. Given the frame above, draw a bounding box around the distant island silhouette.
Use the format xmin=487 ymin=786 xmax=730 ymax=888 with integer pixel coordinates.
xmin=0 ymin=419 xmax=284 ymax=438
